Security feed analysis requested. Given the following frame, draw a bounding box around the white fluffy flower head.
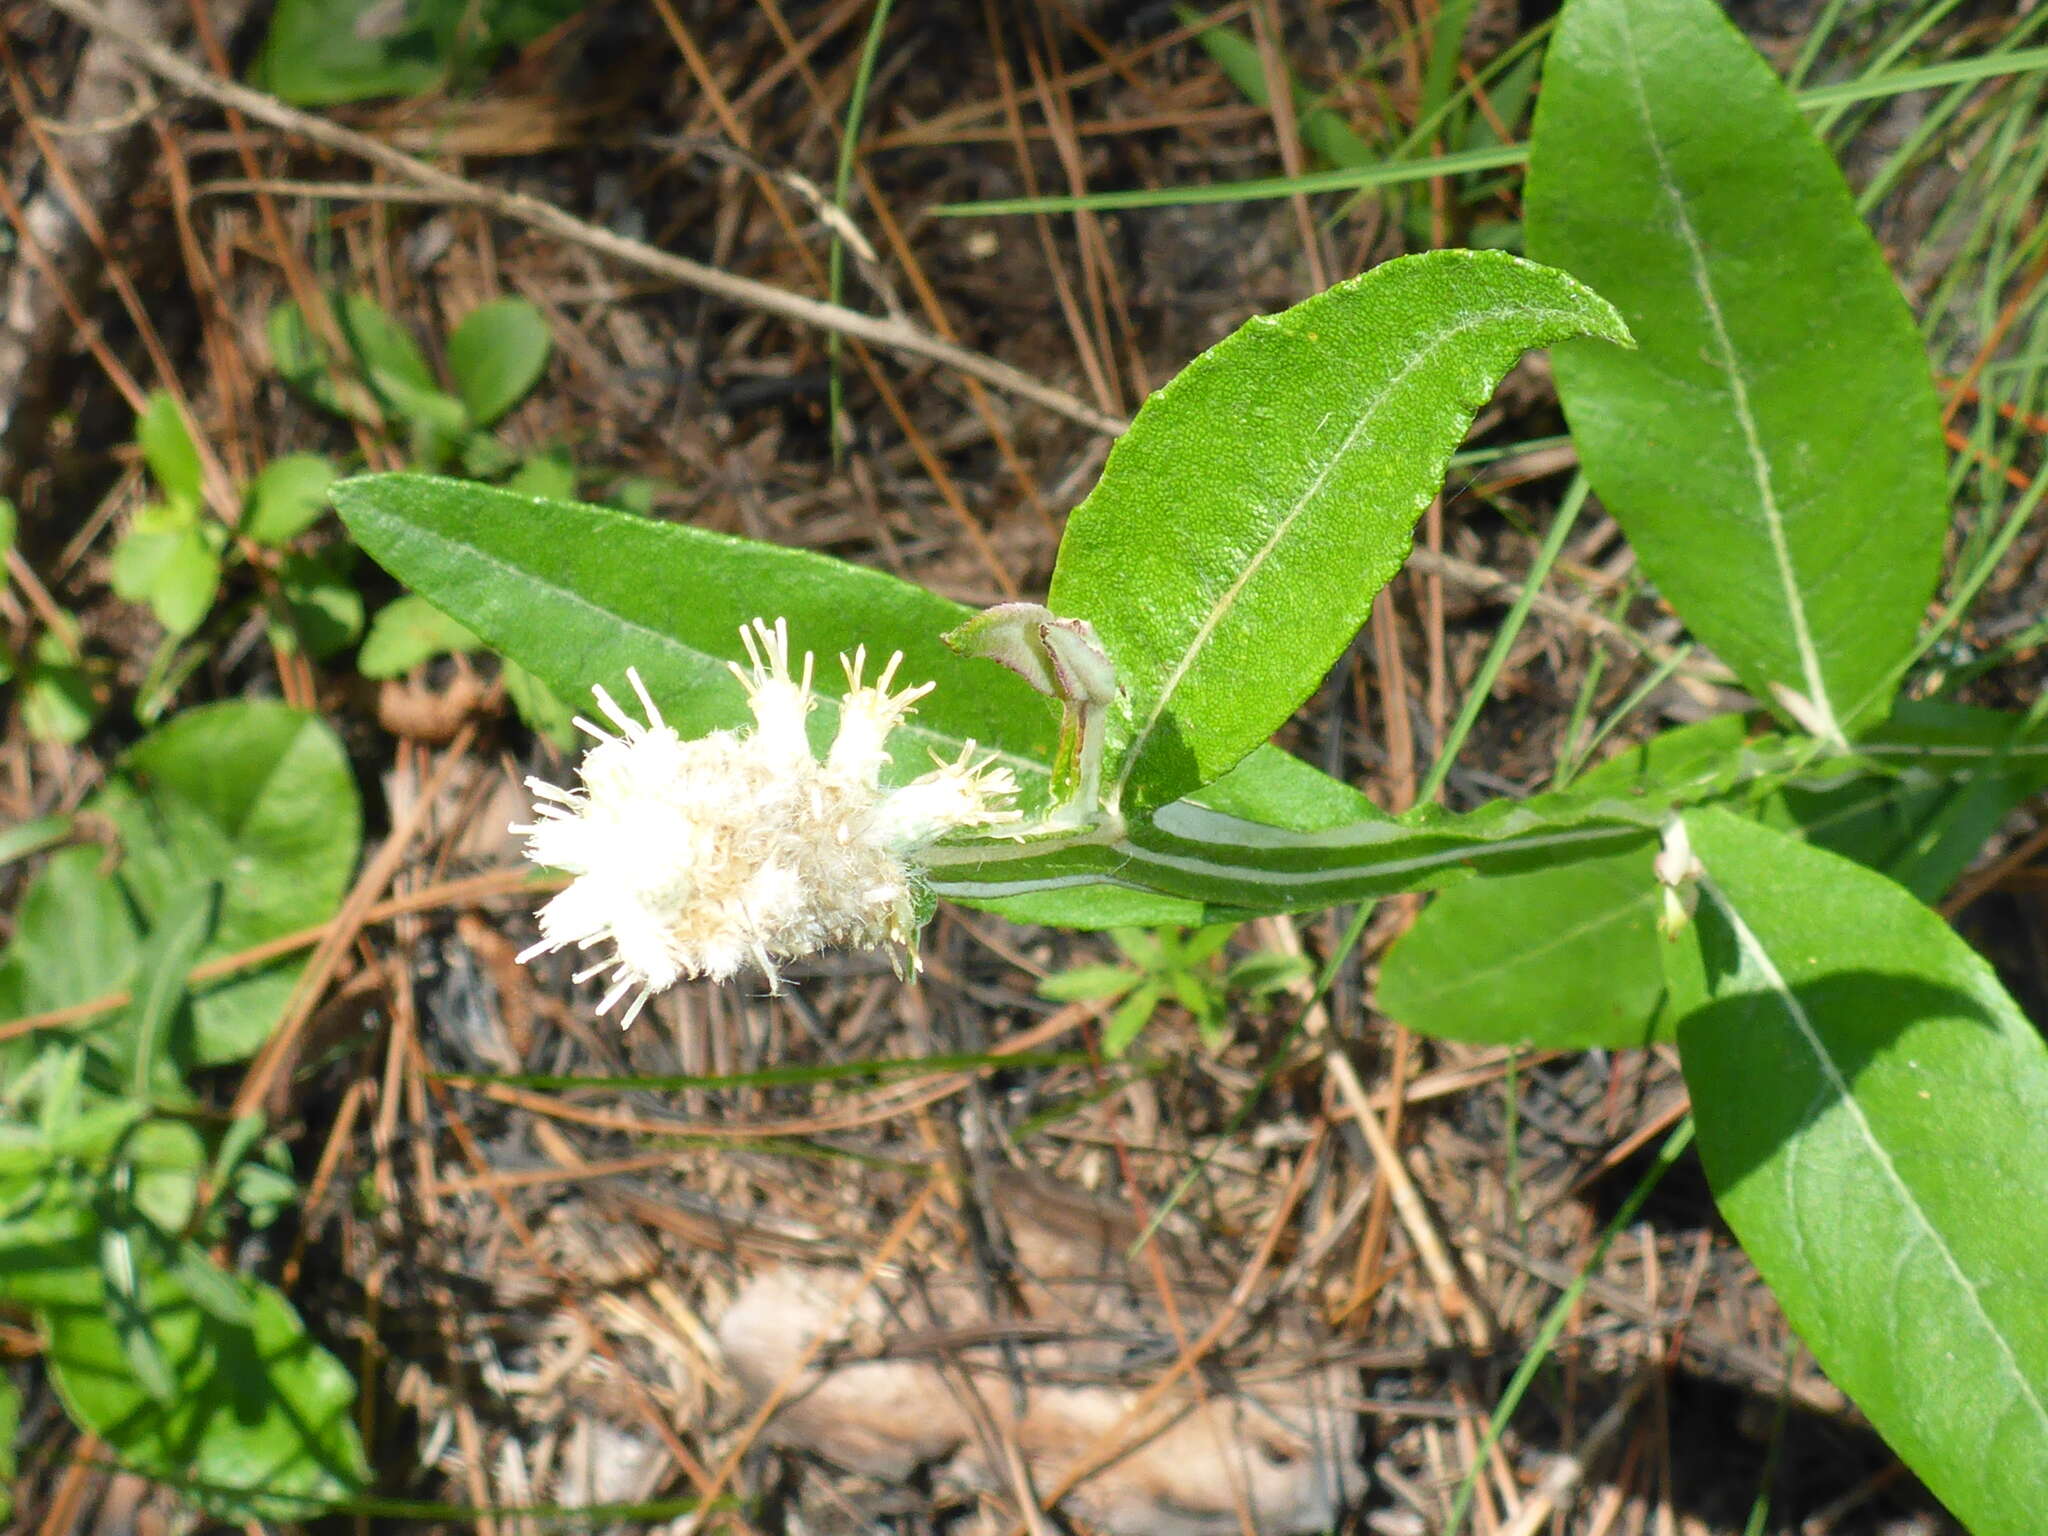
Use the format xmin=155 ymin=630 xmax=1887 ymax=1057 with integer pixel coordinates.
xmin=514 ymin=619 xmax=1018 ymax=1025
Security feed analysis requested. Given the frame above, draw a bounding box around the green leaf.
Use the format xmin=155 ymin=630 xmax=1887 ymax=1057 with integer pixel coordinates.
xmin=92 ymin=703 xmax=361 ymax=1064
xmin=125 ymin=1119 xmax=207 ymax=1236
xmin=268 ymin=293 xmax=438 ymax=426
xmin=276 ymin=551 xmax=366 ymax=659
xmin=502 ymin=658 xmax=577 ymax=747
xmin=254 ymin=0 xmax=583 ymax=105
xmin=333 ymin=474 xmax=1063 ymax=799
xmin=0 ymin=495 xmax=15 ymax=557
xmin=20 ymin=642 xmax=98 ymax=745
xmin=0 ymin=1367 xmax=17 ymax=1522
xmin=0 ymin=847 xmax=141 ymax=1065
xmin=111 ymin=505 xmax=223 ymax=637
xmin=446 ymin=298 xmax=551 ymax=426
xmin=243 ymin=454 xmax=339 ymax=547
xmin=1377 ymin=706 xmax=2048 ymax=1049
xmin=136 ymin=392 xmax=203 ymax=507
xmin=122 ymin=888 xmax=219 ymax=1098
xmin=34 ymin=1255 xmax=366 ymax=1518
xmin=1047 ymin=250 xmax=1630 ymax=811
xmin=1037 ymin=964 xmax=1141 ymax=1003
xmin=356 ymin=592 xmax=482 ymax=677
xmin=1104 ymin=980 xmax=1163 ymax=1057
xmin=506 ymin=448 xmax=578 ymax=500
xmin=1524 ymin=0 xmax=1947 ymax=739
xmin=1671 ymin=808 xmax=2048 ymax=1536
xmin=1378 ymin=841 xmax=1667 ymax=1049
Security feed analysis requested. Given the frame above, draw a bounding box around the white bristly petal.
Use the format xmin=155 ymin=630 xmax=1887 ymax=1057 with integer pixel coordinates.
xmin=513 ymin=618 xmax=1017 ymax=1025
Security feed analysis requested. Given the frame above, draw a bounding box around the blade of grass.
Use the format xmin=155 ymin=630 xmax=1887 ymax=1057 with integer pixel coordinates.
xmin=1443 ymin=1114 xmax=1698 ymax=1536
xmin=826 ymin=0 xmax=896 ymax=464
xmin=934 ymin=47 xmax=2048 ymax=216
xmin=1417 ymin=473 xmax=1591 ymax=806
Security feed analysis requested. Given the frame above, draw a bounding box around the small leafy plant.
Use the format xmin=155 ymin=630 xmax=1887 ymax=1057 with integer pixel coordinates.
xmin=1039 ymin=926 xmax=1310 ymax=1056
xmin=325 ymin=0 xmax=2048 ymax=1527
xmin=0 ymin=702 xmax=368 ymax=1514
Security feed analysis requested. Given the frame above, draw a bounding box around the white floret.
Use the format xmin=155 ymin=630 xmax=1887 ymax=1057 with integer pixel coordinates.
xmin=513 ymin=620 xmax=1017 ymax=1024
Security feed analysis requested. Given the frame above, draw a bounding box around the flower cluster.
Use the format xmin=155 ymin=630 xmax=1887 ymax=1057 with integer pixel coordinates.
xmin=513 ymin=619 xmax=1018 ymax=1025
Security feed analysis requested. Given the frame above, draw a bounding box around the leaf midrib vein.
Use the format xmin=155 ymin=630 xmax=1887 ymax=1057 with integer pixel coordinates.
xmin=1614 ymin=6 xmax=1840 ymax=743
xmin=1111 ymin=301 xmax=1594 ymax=802
xmin=1708 ymin=874 xmax=2048 ymax=1443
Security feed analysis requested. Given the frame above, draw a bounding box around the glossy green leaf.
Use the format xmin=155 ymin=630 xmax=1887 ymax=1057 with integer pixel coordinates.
xmin=243 ymin=454 xmax=339 ymax=548
xmin=1671 ymin=808 xmax=2048 ymax=1535
xmin=136 ymin=392 xmax=203 ymax=507
xmin=35 ymin=1255 xmax=366 ymax=1517
xmin=93 ymin=703 xmax=361 ymax=1064
xmin=356 ymin=592 xmax=482 ymax=677
xmin=1048 ymin=250 xmax=1629 ymax=811
xmin=1525 ymin=0 xmax=1946 ymax=739
xmin=447 ymin=298 xmax=551 ymax=426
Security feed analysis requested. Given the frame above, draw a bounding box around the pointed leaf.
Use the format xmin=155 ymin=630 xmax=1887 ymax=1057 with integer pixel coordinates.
xmin=446 ymin=298 xmax=551 ymax=427
xmin=1671 ymin=808 xmax=2048 ymax=1535
xmin=1525 ymin=0 xmax=1946 ymax=738
xmin=1049 ymin=249 xmax=1629 ymax=811
xmin=136 ymin=392 xmax=203 ymax=507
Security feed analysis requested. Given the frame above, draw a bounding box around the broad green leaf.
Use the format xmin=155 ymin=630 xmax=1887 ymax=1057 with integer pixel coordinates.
xmin=136 ymin=392 xmax=203 ymax=507
xmin=331 ymin=474 xmax=1663 ymax=929
xmin=34 ymin=1253 xmax=366 ymax=1518
xmin=1377 ymin=843 xmax=1666 ymax=1049
xmin=93 ymin=703 xmax=361 ymax=1064
xmin=356 ymin=592 xmax=482 ymax=677
xmin=126 ymin=1120 xmax=207 ymax=1236
xmin=243 ymin=454 xmax=339 ymax=547
xmin=1047 ymin=250 xmax=1629 ymax=812
xmin=1525 ymin=0 xmax=1946 ymax=740
xmin=1671 ymin=808 xmax=2048 ymax=1535
xmin=333 ymin=474 xmax=1063 ymax=800
xmin=447 ymin=298 xmax=551 ymax=426
xmin=1377 ymin=705 xmax=2048 ymax=1049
